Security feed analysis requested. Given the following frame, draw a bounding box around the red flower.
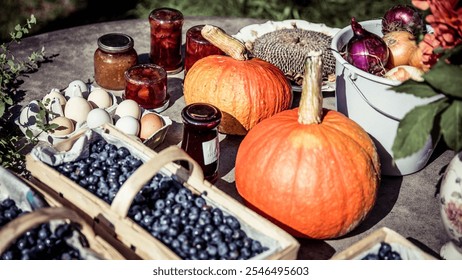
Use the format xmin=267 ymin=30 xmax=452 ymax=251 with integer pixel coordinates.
xmin=412 ymin=0 xmax=462 ymax=69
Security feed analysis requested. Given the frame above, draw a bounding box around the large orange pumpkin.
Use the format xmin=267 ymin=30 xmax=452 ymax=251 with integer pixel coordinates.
xmin=235 ymin=52 xmax=381 ymax=239
xmin=183 ymin=25 xmax=292 ymax=135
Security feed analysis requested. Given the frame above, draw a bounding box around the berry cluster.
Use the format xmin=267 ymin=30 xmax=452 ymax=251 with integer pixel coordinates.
xmin=53 ymin=138 xmax=269 ymax=260
xmin=362 ymin=242 xmax=402 ymax=260
xmin=0 ymin=198 xmax=82 ymax=260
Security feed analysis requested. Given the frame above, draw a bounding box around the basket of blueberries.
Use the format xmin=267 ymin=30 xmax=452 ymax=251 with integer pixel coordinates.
xmin=330 ymin=227 xmax=438 ymax=260
xmin=25 ymin=124 xmax=300 ymax=260
xmin=0 ymin=166 xmax=126 ymax=260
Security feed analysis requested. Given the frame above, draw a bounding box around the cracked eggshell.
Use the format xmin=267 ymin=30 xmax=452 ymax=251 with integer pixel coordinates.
xmin=42 ymin=88 xmax=66 ymax=108
xmin=18 ymin=100 xmax=45 ymax=136
xmin=64 ymin=80 xmax=89 ymax=99
xmin=64 ymin=96 xmax=93 ymax=124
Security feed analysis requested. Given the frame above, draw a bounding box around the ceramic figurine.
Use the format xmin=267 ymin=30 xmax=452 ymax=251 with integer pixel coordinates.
xmin=440 ymin=152 xmax=462 ymax=260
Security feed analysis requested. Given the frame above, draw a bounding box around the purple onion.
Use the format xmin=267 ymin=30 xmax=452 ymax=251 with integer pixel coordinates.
xmin=382 ymin=4 xmax=425 ymax=37
xmin=345 ymin=18 xmax=389 ymax=76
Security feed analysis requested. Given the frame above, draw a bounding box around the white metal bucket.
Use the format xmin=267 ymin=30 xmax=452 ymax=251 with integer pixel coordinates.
xmin=331 ymin=20 xmax=440 ymax=176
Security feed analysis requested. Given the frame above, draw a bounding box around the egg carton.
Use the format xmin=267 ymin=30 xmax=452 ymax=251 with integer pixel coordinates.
xmin=16 ymin=80 xmax=171 ymax=149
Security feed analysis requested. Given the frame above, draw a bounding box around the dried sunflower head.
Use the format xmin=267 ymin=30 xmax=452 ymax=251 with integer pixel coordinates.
xmin=249 ymin=28 xmax=336 ymax=85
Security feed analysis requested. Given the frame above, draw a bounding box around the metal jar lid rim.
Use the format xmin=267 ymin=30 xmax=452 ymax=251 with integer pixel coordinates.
xmin=97 ymin=33 xmax=134 ymax=53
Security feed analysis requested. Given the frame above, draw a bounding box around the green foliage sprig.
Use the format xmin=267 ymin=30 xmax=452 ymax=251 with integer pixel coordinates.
xmin=0 ymin=15 xmax=48 ymax=174
xmin=391 ymin=45 xmax=462 ymax=159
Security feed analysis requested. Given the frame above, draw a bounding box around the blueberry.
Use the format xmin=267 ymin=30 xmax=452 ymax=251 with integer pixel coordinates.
xmin=155 ymin=199 xmax=166 ymax=210
xmin=133 ymin=211 xmax=143 ymax=222
xmin=240 ymin=247 xmax=251 ymax=259
xmin=217 ymin=242 xmax=228 ymax=257
xmin=171 ymin=239 xmax=181 ymax=250
xmin=389 ymin=251 xmax=402 ymax=260
xmin=232 ymin=229 xmax=246 ymax=240
xmin=229 ymin=250 xmax=239 ymax=260
xmin=206 ymin=244 xmax=218 ymax=257
xmin=195 ymin=197 xmax=206 ymax=208
xmin=251 ymin=240 xmax=263 ymax=252
xmin=69 ymin=172 xmax=79 ymax=181
xmin=225 ymin=216 xmax=241 ymax=230
xmin=38 ymin=226 xmax=51 ymax=240
xmin=1 ymin=250 xmax=15 ymax=260
xmin=55 ymin=224 xmax=73 ymax=239
xmin=93 ymin=169 xmax=104 ymax=177
xmin=16 ymin=237 xmax=28 ymax=250
xmin=142 ymin=215 xmax=154 ymax=228
xmin=167 ymin=226 xmax=180 ymax=237
xmin=212 ymin=214 xmax=223 ymax=226
xmin=86 ymin=175 xmax=98 ymax=185
xmin=117 ymin=147 xmax=130 ymax=158
xmin=198 ymin=250 xmax=209 ymax=260
xmin=378 ymin=242 xmax=392 ymax=259
xmin=78 ymin=178 xmax=89 ymax=187
xmin=362 ymin=253 xmax=379 ymax=260
xmin=175 ymin=193 xmax=187 ymax=204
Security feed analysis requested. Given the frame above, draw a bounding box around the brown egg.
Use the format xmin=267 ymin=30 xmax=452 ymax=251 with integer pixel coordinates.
xmin=140 ymin=113 xmax=164 ymax=141
xmin=49 ymin=116 xmax=75 ymax=136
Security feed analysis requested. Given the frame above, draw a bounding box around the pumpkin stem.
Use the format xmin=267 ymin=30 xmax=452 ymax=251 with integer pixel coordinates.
xmin=201 ymin=25 xmax=248 ymax=61
xmin=298 ymin=51 xmax=323 ymax=125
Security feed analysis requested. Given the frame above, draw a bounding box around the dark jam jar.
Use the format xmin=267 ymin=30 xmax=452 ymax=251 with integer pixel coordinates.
xmin=181 ymin=103 xmax=222 ymax=184
xmin=94 ymin=33 xmax=138 ymax=90
xmin=184 ymin=25 xmax=225 ymax=75
xmin=149 ymin=7 xmax=184 ymax=74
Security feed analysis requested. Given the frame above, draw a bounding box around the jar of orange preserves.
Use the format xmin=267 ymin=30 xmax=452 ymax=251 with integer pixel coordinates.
xmin=94 ymin=33 xmax=138 ymax=90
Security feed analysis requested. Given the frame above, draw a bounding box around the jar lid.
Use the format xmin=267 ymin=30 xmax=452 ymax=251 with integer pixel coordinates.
xmin=97 ymin=33 xmax=134 ymax=53
xmin=182 ymin=103 xmax=222 ymax=127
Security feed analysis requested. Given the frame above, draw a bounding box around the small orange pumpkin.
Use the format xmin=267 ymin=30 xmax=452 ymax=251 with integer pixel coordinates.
xmin=183 ymin=25 xmax=292 ymax=135
xmin=235 ymin=52 xmax=380 ymax=239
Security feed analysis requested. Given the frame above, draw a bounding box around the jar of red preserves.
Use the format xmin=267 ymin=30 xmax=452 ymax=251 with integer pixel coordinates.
xmin=94 ymin=33 xmax=138 ymax=90
xmin=181 ymin=103 xmax=222 ymax=183
xmin=149 ymin=8 xmax=184 ymax=74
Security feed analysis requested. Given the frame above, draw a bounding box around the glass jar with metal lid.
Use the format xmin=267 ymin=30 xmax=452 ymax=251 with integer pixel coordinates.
xmin=94 ymin=33 xmax=138 ymax=90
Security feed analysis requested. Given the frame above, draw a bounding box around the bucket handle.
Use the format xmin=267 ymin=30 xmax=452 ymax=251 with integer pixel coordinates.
xmin=347 ymin=73 xmax=400 ymax=121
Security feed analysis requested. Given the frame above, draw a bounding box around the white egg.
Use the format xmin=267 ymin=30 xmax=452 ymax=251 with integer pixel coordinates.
xmin=115 ymin=116 xmax=140 ymax=136
xmin=64 ymin=96 xmax=93 ymax=124
xmin=64 ymin=80 xmax=88 ymax=99
xmin=86 ymin=108 xmax=113 ymax=129
xmin=87 ymin=88 xmax=113 ymax=109
xmin=114 ymin=99 xmax=141 ymax=121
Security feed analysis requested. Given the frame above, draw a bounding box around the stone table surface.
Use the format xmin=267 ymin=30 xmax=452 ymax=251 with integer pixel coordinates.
xmin=9 ymin=16 xmax=456 ymax=260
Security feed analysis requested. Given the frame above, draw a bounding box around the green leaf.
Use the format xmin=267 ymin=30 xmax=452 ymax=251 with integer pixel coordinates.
xmin=423 ymin=62 xmax=462 ymax=98
xmin=440 ymin=100 xmax=462 ymax=152
xmin=392 ymin=99 xmax=449 ymax=159
xmin=0 ymin=102 xmax=5 ymax=118
xmin=25 ymin=129 xmax=34 ymax=139
xmin=390 ymin=79 xmax=439 ymax=98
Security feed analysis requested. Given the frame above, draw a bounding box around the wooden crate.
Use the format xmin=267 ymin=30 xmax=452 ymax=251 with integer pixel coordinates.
xmin=330 ymin=227 xmax=437 ymax=260
xmin=0 ymin=167 xmax=128 ymax=260
xmin=26 ymin=124 xmax=300 ymax=260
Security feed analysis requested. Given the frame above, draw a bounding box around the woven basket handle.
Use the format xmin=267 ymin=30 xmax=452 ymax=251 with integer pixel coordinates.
xmin=0 ymin=207 xmax=91 ymax=254
xmin=110 ymin=145 xmax=204 ymax=218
